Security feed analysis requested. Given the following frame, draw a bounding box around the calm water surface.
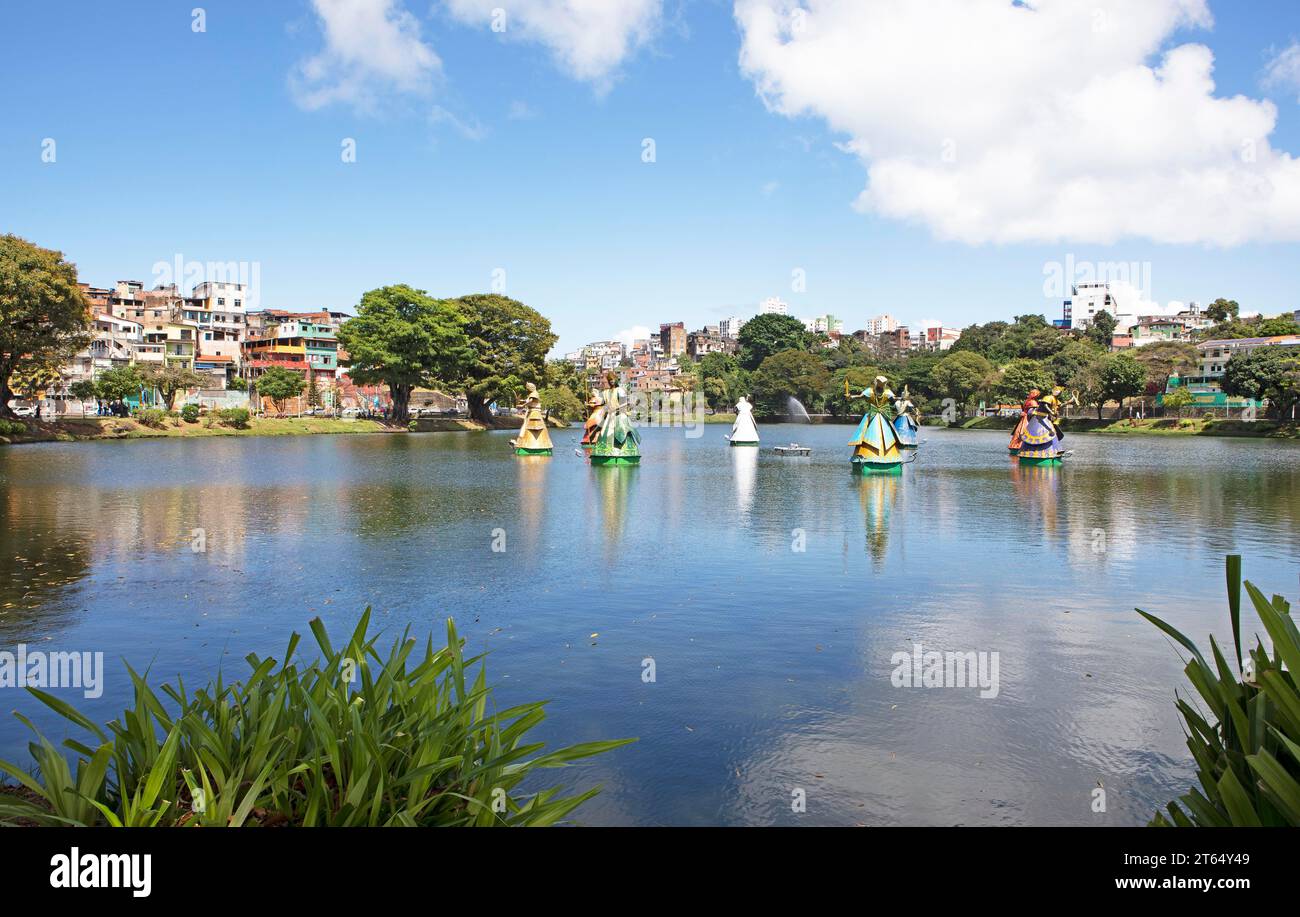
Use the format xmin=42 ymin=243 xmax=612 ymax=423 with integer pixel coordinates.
xmin=1 ymin=424 xmax=1297 ymax=825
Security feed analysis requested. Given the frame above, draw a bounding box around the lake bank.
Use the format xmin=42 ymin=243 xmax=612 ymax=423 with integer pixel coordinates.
xmin=0 ymin=413 xmax=567 ymax=445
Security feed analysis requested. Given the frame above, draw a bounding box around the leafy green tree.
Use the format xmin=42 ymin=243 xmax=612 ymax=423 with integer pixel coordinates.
xmin=306 ymin=373 xmax=322 ymax=409
xmin=751 ymin=350 xmax=829 ymax=416
xmin=1222 ymin=346 xmax=1300 ymax=418
xmin=227 ymin=376 xmax=248 ymax=392
xmin=453 ymin=294 xmax=557 ymax=425
xmin=336 ymin=285 xmax=471 ymax=424
xmin=96 ymin=365 xmax=145 ymax=403
xmin=930 ymin=350 xmax=993 ymax=416
xmin=1085 ymin=310 xmax=1119 ymax=347
xmin=1205 ymin=297 xmax=1240 ymax=324
xmin=8 ymin=359 xmax=64 ymax=404
xmin=144 ymin=365 xmax=206 ymax=410
xmin=1161 ymin=386 xmax=1194 ymax=418
xmin=994 ymin=358 xmax=1054 ymax=404
xmin=68 ymin=379 xmax=98 ymax=410
xmin=1133 ymin=340 xmax=1198 ymax=392
xmin=949 ymin=321 xmax=1009 ymax=360
xmin=0 ymin=235 xmax=90 ymax=418
xmin=737 ymin=313 xmax=808 ymax=371
xmin=697 ymin=351 xmax=744 ymax=410
xmin=539 ymin=385 xmax=584 ymax=421
xmin=1068 ymin=358 xmax=1107 ymax=420
xmin=543 ymin=359 xmax=586 ymax=403
xmin=1046 ymin=339 xmax=1104 ymax=386
xmin=1098 ymin=351 xmax=1148 ymax=415
xmin=256 ymin=365 xmax=307 ymax=414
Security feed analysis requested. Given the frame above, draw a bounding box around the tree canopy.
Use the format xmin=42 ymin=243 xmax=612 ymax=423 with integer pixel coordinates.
xmin=256 ymin=365 xmax=307 ymax=414
xmin=0 ymin=235 xmax=89 ymax=417
xmin=453 ymin=294 xmax=557 ymax=424
xmin=737 ymin=313 xmax=808 ymax=371
xmin=336 ymin=285 xmax=471 ymax=424
xmin=1222 ymin=345 xmax=1300 ymax=418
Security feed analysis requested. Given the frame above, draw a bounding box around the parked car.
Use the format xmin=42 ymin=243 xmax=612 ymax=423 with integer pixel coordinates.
xmin=10 ymin=404 xmax=36 ymax=417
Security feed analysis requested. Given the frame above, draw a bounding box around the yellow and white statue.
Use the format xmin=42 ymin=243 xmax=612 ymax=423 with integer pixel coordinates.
xmin=510 ymin=382 xmax=553 ymax=456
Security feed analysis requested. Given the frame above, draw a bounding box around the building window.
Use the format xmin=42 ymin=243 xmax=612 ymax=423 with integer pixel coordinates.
xmin=218 ymin=298 xmax=225 ymax=306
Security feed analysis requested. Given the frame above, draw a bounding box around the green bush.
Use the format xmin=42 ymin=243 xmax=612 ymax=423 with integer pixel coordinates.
xmin=134 ymin=408 xmax=168 ymax=429
xmin=180 ymin=404 xmax=200 ymax=423
xmin=216 ymin=407 xmax=250 ymax=429
xmin=0 ymin=611 xmax=633 ymax=827
xmin=0 ymin=419 xmax=27 ymax=436
xmin=1141 ymin=555 xmax=1300 ymax=826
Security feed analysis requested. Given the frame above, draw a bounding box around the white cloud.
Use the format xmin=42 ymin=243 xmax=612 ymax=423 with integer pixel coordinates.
xmin=291 ymin=0 xmax=441 ymax=111
xmin=430 ymin=105 xmax=488 ymax=140
xmin=1264 ymin=41 xmax=1300 ymax=102
xmin=613 ymin=325 xmax=652 ymax=348
xmin=444 ymin=0 xmax=662 ymax=88
xmin=734 ymin=0 xmax=1300 ymax=246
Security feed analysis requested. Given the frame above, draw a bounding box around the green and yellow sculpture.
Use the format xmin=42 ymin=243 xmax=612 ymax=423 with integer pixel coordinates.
xmin=590 ymin=371 xmax=641 ymax=467
xmin=847 ymin=375 xmax=903 ymax=475
xmin=510 ymin=382 xmax=553 ymax=456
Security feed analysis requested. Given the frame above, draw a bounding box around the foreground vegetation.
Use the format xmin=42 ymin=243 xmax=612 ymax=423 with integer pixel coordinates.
xmin=1142 ymin=556 xmax=1300 ymax=827
xmin=0 ymin=611 xmax=632 ymax=827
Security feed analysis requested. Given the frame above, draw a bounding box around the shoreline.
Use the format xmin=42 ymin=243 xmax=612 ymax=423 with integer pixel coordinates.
xmin=0 ymin=414 xmax=567 ymax=446
xmin=945 ymin=415 xmax=1300 ymax=439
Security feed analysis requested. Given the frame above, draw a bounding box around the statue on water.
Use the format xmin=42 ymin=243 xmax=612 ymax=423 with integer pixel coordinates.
xmin=590 ymin=371 xmax=641 ymax=467
xmin=510 ymin=382 xmax=553 ymax=456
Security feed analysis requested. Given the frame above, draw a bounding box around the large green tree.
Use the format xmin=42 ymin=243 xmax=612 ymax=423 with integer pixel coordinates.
xmin=1098 ymin=352 xmax=1148 ymax=415
xmin=145 ymin=364 xmax=206 ymax=410
xmin=1222 ymin=346 xmax=1300 ymax=418
xmin=930 ymin=350 xmax=993 ymax=416
xmin=453 ymin=294 xmax=557 ymax=425
xmin=255 ymin=365 xmax=307 ymax=414
xmin=737 ymin=313 xmax=808 ymax=371
xmin=96 ymin=365 xmax=145 ymax=403
xmin=751 ymin=350 xmax=829 ymax=416
xmin=0 ymin=235 xmax=90 ymax=418
xmin=1205 ymin=297 xmax=1240 ymax=324
xmin=994 ymin=358 xmax=1054 ymax=404
xmin=337 ymin=285 xmax=471 ymax=424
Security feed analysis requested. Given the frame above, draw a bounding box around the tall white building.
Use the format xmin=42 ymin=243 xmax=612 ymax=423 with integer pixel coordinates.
xmin=759 ymin=297 xmax=788 ymax=316
xmin=719 ymin=315 xmax=747 ymax=338
xmin=1063 ymin=282 xmax=1135 ymax=331
xmin=864 ymin=314 xmax=899 ymax=335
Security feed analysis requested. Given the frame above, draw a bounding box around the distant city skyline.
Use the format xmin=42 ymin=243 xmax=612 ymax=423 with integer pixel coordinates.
xmin=4 ymin=1 xmax=1299 ymax=355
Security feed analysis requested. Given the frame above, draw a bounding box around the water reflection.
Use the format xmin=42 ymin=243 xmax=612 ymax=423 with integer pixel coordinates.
xmin=732 ymin=446 xmax=757 ymax=518
xmin=856 ymin=473 xmax=900 ymax=568
xmin=0 ymin=428 xmax=1297 ymax=826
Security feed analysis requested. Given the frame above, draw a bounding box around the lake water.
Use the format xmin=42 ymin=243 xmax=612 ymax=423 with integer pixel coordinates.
xmin=1 ymin=424 xmax=1297 ymax=825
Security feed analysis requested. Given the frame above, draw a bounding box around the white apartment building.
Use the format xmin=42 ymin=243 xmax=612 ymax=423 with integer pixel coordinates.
xmin=864 ymin=314 xmax=900 ymax=336
xmin=803 ymin=313 xmax=844 ymax=334
xmin=1195 ymin=335 xmax=1300 ymax=385
xmin=189 ymin=281 xmax=247 ymax=366
xmin=1063 ymin=282 xmax=1136 ymax=331
xmin=719 ymin=315 xmax=747 ymax=338
xmin=759 ymin=297 xmax=789 ymax=316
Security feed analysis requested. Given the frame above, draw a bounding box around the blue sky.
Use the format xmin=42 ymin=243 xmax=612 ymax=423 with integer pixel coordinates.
xmin=2 ymin=0 xmax=1299 ymax=354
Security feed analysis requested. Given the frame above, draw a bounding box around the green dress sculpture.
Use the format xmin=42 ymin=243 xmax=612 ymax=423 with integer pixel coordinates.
xmin=590 ymin=372 xmax=641 ymax=467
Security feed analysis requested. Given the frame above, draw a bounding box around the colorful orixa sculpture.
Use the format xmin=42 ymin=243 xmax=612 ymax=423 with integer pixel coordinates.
xmin=510 ymin=382 xmax=553 ymax=456
xmin=892 ymin=385 xmax=920 ymax=449
xmin=1009 ymin=389 xmax=1039 ymax=454
xmin=590 ymin=372 xmax=641 ymax=466
xmin=580 ymin=388 xmax=605 ymax=451
xmin=847 ymin=376 xmax=903 ymax=474
xmin=1017 ymin=386 xmax=1066 ymax=466
xmin=728 ymin=395 xmax=760 ymax=446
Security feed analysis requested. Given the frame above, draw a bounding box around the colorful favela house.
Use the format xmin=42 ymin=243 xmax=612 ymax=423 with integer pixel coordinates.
xmin=728 ymin=395 xmax=760 ymax=446
xmin=847 ymin=376 xmax=903 ymax=475
xmin=510 ymin=383 xmax=554 ymax=456
xmin=1017 ymin=387 xmax=1066 ymax=467
xmin=580 ymin=389 xmax=605 ymax=451
xmin=590 ymin=373 xmax=641 ymax=467
xmin=892 ymin=385 xmax=921 ymax=449
xmin=1009 ymin=389 xmax=1039 ymax=454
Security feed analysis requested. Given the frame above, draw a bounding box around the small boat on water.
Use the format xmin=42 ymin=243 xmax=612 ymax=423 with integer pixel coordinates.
xmin=774 ymin=443 xmax=811 ymax=456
